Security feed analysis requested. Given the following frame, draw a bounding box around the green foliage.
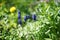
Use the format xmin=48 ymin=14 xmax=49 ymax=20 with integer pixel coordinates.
xmin=0 ymin=0 xmax=60 ymax=40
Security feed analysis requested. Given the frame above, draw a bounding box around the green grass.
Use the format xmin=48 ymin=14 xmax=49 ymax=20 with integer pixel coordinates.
xmin=0 ymin=0 xmax=60 ymax=40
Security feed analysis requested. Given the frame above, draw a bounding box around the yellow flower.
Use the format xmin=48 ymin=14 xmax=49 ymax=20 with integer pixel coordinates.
xmin=10 ymin=7 xmax=16 ymax=13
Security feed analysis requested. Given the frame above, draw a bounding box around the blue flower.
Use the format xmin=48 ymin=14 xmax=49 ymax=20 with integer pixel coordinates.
xmin=18 ymin=19 xmax=22 ymax=25
xmin=32 ymin=14 xmax=36 ymax=21
xmin=24 ymin=16 xmax=27 ymax=22
xmin=18 ymin=10 xmax=21 ymax=19
xmin=26 ymin=15 xmax=30 ymax=19
xmin=18 ymin=10 xmax=22 ymax=25
xmin=24 ymin=15 xmax=30 ymax=22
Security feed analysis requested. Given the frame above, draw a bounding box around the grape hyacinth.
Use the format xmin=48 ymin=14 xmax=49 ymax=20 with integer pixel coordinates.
xmin=18 ymin=19 xmax=22 ymax=25
xmin=32 ymin=14 xmax=36 ymax=21
xmin=18 ymin=10 xmax=21 ymax=19
xmin=18 ymin=10 xmax=22 ymax=25
xmin=24 ymin=15 xmax=30 ymax=22
xmin=26 ymin=15 xmax=30 ymax=19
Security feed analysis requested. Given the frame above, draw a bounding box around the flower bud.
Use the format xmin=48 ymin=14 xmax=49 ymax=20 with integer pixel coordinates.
xmin=18 ymin=10 xmax=21 ymax=19
xmin=32 ymin=14 xmax=36 ymax=21
xmin=24 ymin=16 xmax=27 ymax=22
xmin=18 ymin=19 xmax=22 ymax=25
xmin=24 ymin=15 xmax=30 ymax=22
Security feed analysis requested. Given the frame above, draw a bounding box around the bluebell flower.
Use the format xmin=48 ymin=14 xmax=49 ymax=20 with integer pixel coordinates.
xmin=32 ymin=14 xmax=36 ymax=21
xmin=24 ymin=16 xmax=27 ymax=22
xmin=24 ymin=15 xmax=30 ymax=22
xmin=18 ymin=10 xmax=22 ymax=25
xmin=18 ymin=19 xmax=22 ymax=25
xmin=26 ymin=15 xmax=30 ymax=19
xmin=18 ymin=10 xmax=21 ymax=19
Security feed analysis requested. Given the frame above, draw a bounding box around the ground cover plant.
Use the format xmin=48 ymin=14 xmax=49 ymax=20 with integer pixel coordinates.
xmin=0 ymin=0 xmax=60 ymax=40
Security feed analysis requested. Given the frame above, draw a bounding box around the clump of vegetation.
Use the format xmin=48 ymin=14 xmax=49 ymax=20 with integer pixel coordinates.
xmin=0 ymin=0 xmax=60 ymax=40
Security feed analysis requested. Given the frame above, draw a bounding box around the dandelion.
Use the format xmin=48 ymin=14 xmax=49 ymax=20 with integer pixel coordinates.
xmin=32 ymin=14 xmax=36 ymax=21
xmin=10 ymin=6 xmax=16 ymax=13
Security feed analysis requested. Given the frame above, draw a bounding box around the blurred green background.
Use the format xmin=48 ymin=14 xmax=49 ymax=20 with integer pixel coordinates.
xmin=0 ymin=0 xmax=60 ymax=40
